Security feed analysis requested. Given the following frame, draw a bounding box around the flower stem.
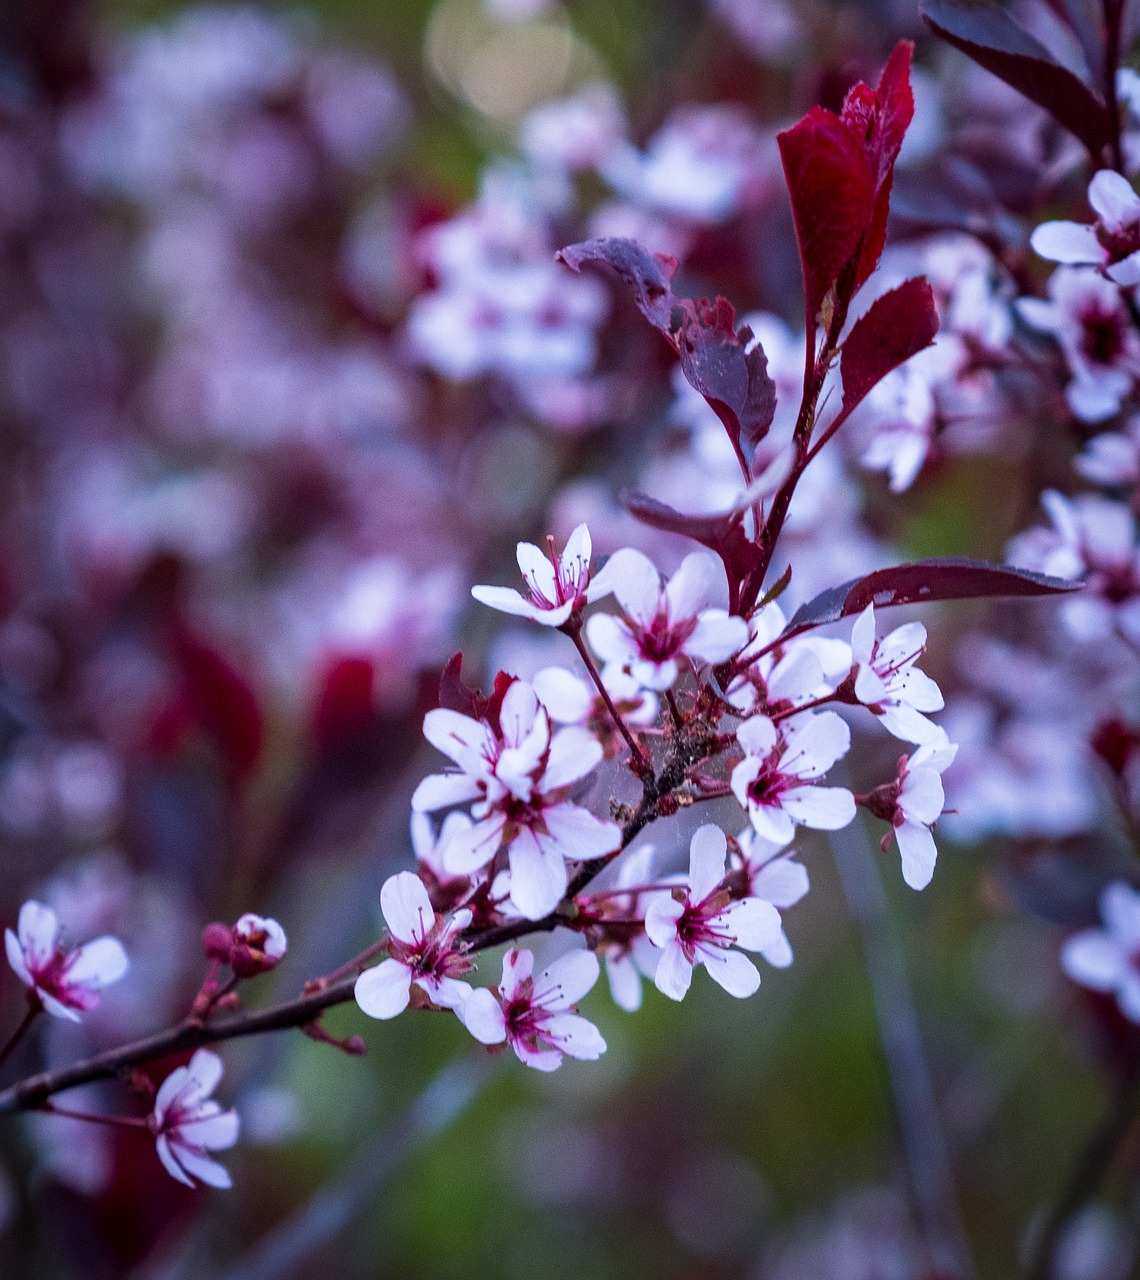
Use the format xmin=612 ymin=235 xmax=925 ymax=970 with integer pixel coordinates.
xmin=0 ymin=1002 xmax=40 ymax=1072
xmin=41 ymin=1101 xmax=149 ymax=1130
xmin=564 ymin=625 xmax=650 ymax=772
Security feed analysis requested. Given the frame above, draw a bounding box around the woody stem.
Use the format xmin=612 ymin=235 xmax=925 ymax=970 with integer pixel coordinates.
xmin=564 ymin=625 xmax=651 ymax=772
xmin=0 ymin=1002 xmax=40 ymax=1072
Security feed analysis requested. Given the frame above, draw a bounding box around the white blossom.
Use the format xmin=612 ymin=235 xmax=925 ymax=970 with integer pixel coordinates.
xmin=851 ymin=603 xmax=945 ymax=745
xmin=150 ymin=1049 xmax=239 ymax=1189
xmin=1062 ymin=881 xmax=1140 ymax=1020
xmin=5 ymin=900 xmax=128 ymax=1022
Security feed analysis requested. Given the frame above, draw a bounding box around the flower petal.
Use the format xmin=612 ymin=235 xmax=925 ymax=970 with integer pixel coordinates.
xmin=1061 ymin=930 xmax=1124 ymax=992
xmin=688 ymin=824 xmax=728 ymax=903
xmin=697 ymin=944 xmax=761 ymax=998
xmin=536 ymin=948 xmax=600 ymax=1009
xmin=508 ymin=829 xmax=568 ymax=920
xmin=457 ymin=988 xmax=507 ymax=1044
xmin=355 ymin=958 xmax=412 ymax=1020
xmin=654 ymin=938 xmax=693 ymax=1001
xmin=896 ymin=820 xmax=938 ymax=890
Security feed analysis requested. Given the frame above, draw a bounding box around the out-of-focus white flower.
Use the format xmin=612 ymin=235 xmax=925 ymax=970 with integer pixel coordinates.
xmin=586 ymin=549 xmax=747 ymax=691
xmin=1031 ymin=170 xmax=1140 ymax=286
xmin=1062 ymin=881 xmax=1140 ymax=1020
xmin=851 ymin=603 xmax=946 ymax=744
xmin=645 ymin=825 xmax=782 ymax=1001
xmin=458 ymin=947 xmax=606 ymax=1071
xmin=5 ymin=900 xmax=128 ymax=1021
xmin=150 ymin=1048 xmax=239 ymax=1189
xmin=731 ymin=713 xmax=855 ymax=843
xmin=519 ymin=84 xmax=626 ymax=171
xmin=533 ymin=663 xmax=656 ymax=758
xmin=472 ymin=524 xmax=607 ymax=626
xmin=1076 ymin=420 xmax=1140 ymax=487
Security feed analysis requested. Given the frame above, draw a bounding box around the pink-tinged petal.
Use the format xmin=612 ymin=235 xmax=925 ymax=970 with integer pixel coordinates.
xmin=605 ymin=953 xmax=642 ymax=1012
xmin=514 ymin=1041 xmax=563 ymax=1071
xmin=411 ymin=771 xmax=482 ymax=813
xmin=541 ymin=803 xmax=621 ymax=860
xmin=457 ymin=988 xmax=508 ymax=1044
xmin=745 ymin=800 xmax=797 ymax=845
xmin=355 ymin=958 xmax=412 ymax=1020
xmin=1088 ymin=169 xmax=1140 ymax=229
xmin=1103 ymin=881 xmax=1140 ymax=947
xmin=1061 ymin=930 xmax=1124 ymax=991
xmin=156 ymin=1134 xmax=196 ymax=1188
xmin=508 ymin=830 xmax=567 ymax=920
xmin=730 ymin=756 xmax=761 ymax=809
xmin=697 ymin=945 xmax=761 ymax=998
xmin=900 ymin=768 xmax=944 ymax=826
xmin=419 ymin=975 xmax=471 ymax=1011
xmin=781 ymin=785 xmax=855 ymax=830
xmin=39 ymin=992 xmax=83 ymax=1022
xmin=168 ymin=1141 xmax=233 ymax=1189
xmin=684 ymin=610 xmax=748 ymax=664
xmin=855 ymin=664 xmax=888 ymax=704
xmin=713 ymin=898 xmax=781 ymax=951
xmin=644 ymin=895 xmax=685 ymax=948
xmin=654 ymin=938 xmax=693 ymax=1001
xmin=768 ymin=648 xmax=825 ymax=702
xmin=516 ymin=540 xmax=558 ymax=604
xmin=665 ymin=552 xmax=722 ymax=619
xmin=422 ymin=707 xmax=491 ymax=762
xmin=154 ymin=1065 xmax=192 ymax=1124
xmin=543 ymin=727 xmax=603 ymax=790
xmin=177 ymin=1110 xmax=240 ymax=1151
xmin=533 ymin=667 xmax=592 ymax=722
xmin=470 ymin=585 xmax=545 ymax=619
xmin=64 ymin=937 xmax=129 ymax=989
xmin=780 ymin=711 xmax=850 ymax=779
xmin=499 ymin=680 xmax=539 ymax=748
xmin=850 ymin=604 xmax=876 ymax=665
xmin=536 ymin=948 xmax=600 ymax=1010
xmin=499 ymin=948 xmax=534 ymax=999
xmin=585 ymin=613 xmax=637 ymax=665
xmin=544 ymin=1012 xmax=606 ymax=1060
xmin=5 ymin=929 xmax=31 ymax=987
xmin=688 ymin=824 xmax=728 ymax=902
xmin=1107 ymin=251 xmax=1140 ymax=286
xmin=878 ymin=703 xmax=945 ymax=746
xmin=752 ymin=860 xmax=809 ymax=908
xmin=1029 ymin=220 xmax=1103 ymax=264
xmin=896 ymin=820 xmax=937 ymax=890
xmin=441 ymin=814 xmax=505 ymax=875
xmin=380 ymin=872 xmax=434 ymax=945
xmin=760 ymin=928 xmax=794 ymax=969
xmin=634 ymin=657 xmax=679 ymax=691
xmin=737 ymin=715 xmax=777 ymax=757
xmin=600 ymin=548 xmax=661 ymax=626
xmin=561 ymin=523 xmax=592 ymax=588
xmin=236 ymin=914 xmax=287 ymax=960
xmin=1117 ymin=975 xmax=1140 ymax=1022
xmin=18 ymin=901 xmax=58 ymax=971
xmin=185 ymin=1049 xmax=225 ymax=1103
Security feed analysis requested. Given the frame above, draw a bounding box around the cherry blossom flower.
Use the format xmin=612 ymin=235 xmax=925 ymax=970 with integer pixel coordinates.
xmin=471 ymin=524 xmax=605 ymax=626
xmin=585 ymin=549 xmax=748 ymax=691
xmin=411 ymin=678 xmax=619 ymax=919
xmin=532 ymin=663 xmax=657 ymax=757
xmin=354 ymin=872 xmax=474 ymax=1019
xmin=149 ymin=1050 xmax=239 ymax=1189
xmin=725 ymin=601 xmax=850 ymax=715
xmin=864 ymin=740 xmax=958 ymax=890
xmin=850 ymin=604 xmax=946 ymax=745
xmin=645 ymin=825 xmax=782 ymax=1001
xmin=458 ymin=947 xmax=606 ymax=1071
xmin=733 ymin=828 xmax=810 ymax=968
xmin=1061 ymin=880 xmax=1140 ymax=1021
xmin=411 ymin=810 xmax=474 ymax=910
xmin=731 ymin=713 xmax=855 ymax=844
xmin=5 ymin=900 xmax=128 ymax=1021
xmin=1018 ymin=267 xmax=1140 ymax=422
xmin=1030 ymin=171 xmax=1140 ymax=286
xmin=203 ymin=913 xmax=287 ymax=978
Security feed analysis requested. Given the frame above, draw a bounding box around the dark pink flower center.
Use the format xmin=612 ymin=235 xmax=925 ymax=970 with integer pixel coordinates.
xmin=636 ymin=611 xmax=697 ymax=664
xmin=1079 ymin=302 xmax=1126 ymax=365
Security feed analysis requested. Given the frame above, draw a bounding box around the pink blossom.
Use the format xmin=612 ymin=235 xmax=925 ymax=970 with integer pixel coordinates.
xmin=5 ymin=900 xmax=128 ymax=1021
xmin=725 ymin=601 xmax=850 ymax=715
xmin=149 ymin=1049 xmax=240 ymax=1189
xmin=585 ymin=549 xmax=748 ymax=691
xmin=734 ymin=828 xmax=810 ymax=968
xmin=458 ymin=947 xmax=606 ymax=1071
xmin=411 ymin=678 xmax=619 ymax=919
xmin=1076 ymin=420 xmax=1140 ymax=487
xmin=532 ymin=663 xmax=657 ymax=757
xmin=865 ymin=740 xmax=958 ymax=890
xmin=354 ymin=872 xmax=474 ymax=1019
xmin=1030 ymin=171 xmax=1140 ymax=286
xmin=471 ymin=524 xmax=606 ymax=626
xmin=203 ymin=913 xmax=287 ymax=978
xmin=1061 ymin=881 xmax=1140 ymax=1021
xmin=645 ymin=825 xmax=782 ymax=1001
xmin=731 ymin=713 xmax=855 ymax=843
xmin=850 ymin=604 xmax=945 ymax=744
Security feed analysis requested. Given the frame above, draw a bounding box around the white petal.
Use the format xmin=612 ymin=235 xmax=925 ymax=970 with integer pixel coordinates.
xmin=585 ymin=612 xmax=637 ymax=665
xmin=154 ymin=1065 xmax=192 ymax=1123
xmin=850 ymin=604 xmax=875 ymax=665
xmin=697 ymin=945 xmax=761 ymax=998
xmin=645 ymin=895 xmax=684 ymax=948
xmin=64 ymin=937 xmax=129 ymax=988
xmin=654 ymin=938 xmax=693 ymax=1001
xmin=185 ymin=1049 xmax=225 ymax=1102
xmin=470 ymin=585 xmax=546 ymax=619
xmin=745 ymin=800 xmax=796 ymax=845
xmin=177 ymin=1109 xmax=240 ymax=1151
xmin=602 ymin=548 xmax=662 ymax=626
xmin=422 ymin=708 xmax=491 ymax=770
xmin=17 ymin=901 xmax=58 ymax=970
xmin=1107 ymin=251 xmax=1140 ymax=286
xmin=499 ymin=681 xmax=539 ymax=748
xmin=508 ymin=829 xmax=568 ymax=920
xmin=541 ymin=803 xmax=621 ymax=860
xmin=737 ymin=715 xmax=777 ymax=757
xmin=169 ymin=1140 xmax=233 ymax=1188
xmin=780 ymin=712 xmax=850 ymax=779
xmin=441 ymin=814 xmax=505 ymax=874
xmin=1088 ymin=169 xmax=1140 ymax=229
xmin=410 ymin=771 xmax=482 ymax=813
xmin=542 ymin=727 xmax=603 ymax=790
xmin=536 ymin=948 xmax=600 ymax=1009
xmin=712 ymin=898 xmax=781 ymax=951
xmin=900 ymin=767 xmax=945 ymax=826
xmin=560 ymin=523 xmax=592 ymax=590
xmin=688 ymin=824 xmax=728 ymax=902
xmin=514 ymin=1041 xmax=564 ymax=1071
xmin=533 ymin=667 xmax=592 ymax=723
xmin=605 ymin=953 xmax=643 ymax=1012
xmin=156 ymin=1134 xmax=196 ymax=1188
xmin=1061 ymin=930 xmax=1124 ymax=991
xmin=544 ymin=1012 xmax=606 ymax=1060
xmin=355 ymin=959 xmax=412 ymax=1019
xmin=380 ymin=871 xmax=434 ymax=944
xmin=516 ymin=540 xmax=558 ymax=605
xmin=1029 ymin=220 xmax=1103 ymax=264
xmin=781 ymin=785 xmax=856 ymax=830
xmin=896 ymin=820 xmax=938 ymax=890
xmin=5 ymin=928 xmax=31 ymax=987
xmin=457 ymin=988 xmax=507 ymax=1044
xmin=40 ymin=992 xmax=82 ymax=1022
xmin=1102 ymin=881 xmax=1140 ymax=946
xmin=665 ymin=552 xmax=722 ymax=619
xmin=752 ymin=860 xmax=809 ymax=908
xmin=878 ymin=703 xmax=946 ymax=745
xmin=760 ymin=927 xmax=794 ymax=968
xmin=684 ymin=610 xmax=748 ymax=663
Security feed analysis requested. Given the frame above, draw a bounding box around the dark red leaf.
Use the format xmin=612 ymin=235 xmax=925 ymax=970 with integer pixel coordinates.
xmin=785 ymin=558 xmax=1083 ymax=635
xmin=677 ymin=298 xmax=777 ymax=458
xmin=437 ymin=652 xmax=482 ymax=719
xmin=172 ymin=634 xmax=264 ymax=780
xmin=311 ymin=656 xmax=375 ymax=750
xmin=556 ymin=238 xmax=679 ymax=336
xmin=777 ymin=107 xmax=875 ymax=325
xmin=922 ymin=0 xmax=1112 ymax=156
xmin=841 ymin=277 xmax=939 ymax=413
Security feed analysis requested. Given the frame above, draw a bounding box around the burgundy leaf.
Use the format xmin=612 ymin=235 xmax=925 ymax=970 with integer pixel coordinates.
xmin=556 ymin=237 xmax=679 ymax=336
xmin=777 ymin=107 xmax=875 ymax=325
xmin=785 ymin=558 xmax=1082 ymax=635
xmin=437 ymin=652 xmax=483 ymax=719
xmin=840 ymin=277 xmax=939 ymax=413
xmin=172 ymin=633 xmax=264 ymax=780
xmin=922 ymin=0 xmax=1112 ymax=156
xmin=677 ymin=297 xmax=777 ymax=458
